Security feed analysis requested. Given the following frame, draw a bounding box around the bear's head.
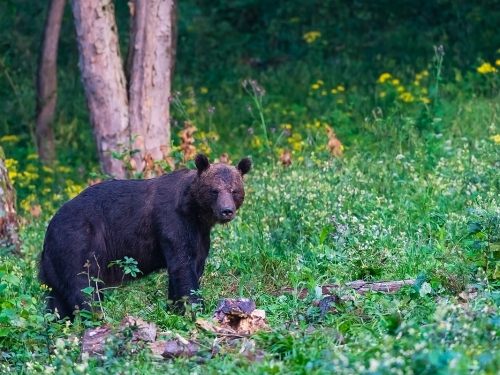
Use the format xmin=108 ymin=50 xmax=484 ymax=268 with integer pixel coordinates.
xmin=194 ymin=154 xmax=252 ymax=224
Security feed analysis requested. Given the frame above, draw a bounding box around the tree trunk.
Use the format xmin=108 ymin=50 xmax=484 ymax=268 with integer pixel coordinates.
xmin=70 ymin=0 xmax=130 ymax=178
xmin=170 ymin=0 xmax=177 ymax=83
xmin=35 ymin=0 xmax=66 ymax=165
xmin=0 ymin=147 xmax=19 ymax=253
xmin=128 ymin=0 xmax=174 ymax=169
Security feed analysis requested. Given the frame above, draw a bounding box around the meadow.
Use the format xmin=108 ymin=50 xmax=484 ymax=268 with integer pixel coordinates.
xmin=2 ymin=1 xmax=500 ymax=373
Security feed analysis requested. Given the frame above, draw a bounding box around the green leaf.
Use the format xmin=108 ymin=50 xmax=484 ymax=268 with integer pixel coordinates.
xmin=2 ymin=274 xmax=20 ymax=286
xmin=0 ymin=328 xmax=10 ymax=337
xmin=319 ymin=226 xmax=330 ymax=245
xmin=81 ymin=287 xmax=95 ymax=295
xmin=0 ymin=284 xmax=7 ymax=294
xmin=492 ymin=264 xmax=500 ymax=279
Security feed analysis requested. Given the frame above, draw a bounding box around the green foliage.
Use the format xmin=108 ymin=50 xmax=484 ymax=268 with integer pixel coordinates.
xmin=465 ymin=207 xmax=500 ymax=285
xmin=108 ymin=256 xmax=143 ymax=279
xmin=1 ymin=0 xmax=500 ymax=373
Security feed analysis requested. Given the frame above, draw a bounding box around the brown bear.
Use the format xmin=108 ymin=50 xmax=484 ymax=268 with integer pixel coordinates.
xmin=39 ymin=154 xmax=251 ymax=319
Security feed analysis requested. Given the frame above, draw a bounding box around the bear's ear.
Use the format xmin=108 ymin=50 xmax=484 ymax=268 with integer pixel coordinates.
xmin=195 ymin=154 xmax=210 ymax=174
xmin=236 ymin=157 xmax=252 ymax=176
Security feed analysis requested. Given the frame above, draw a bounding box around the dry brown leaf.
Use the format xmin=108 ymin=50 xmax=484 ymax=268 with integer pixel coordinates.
xmin=325 ymin=125 xmax=344 ymax=157
xmin=279 ymin=150 xmax=292 ymax=167
xmin=180 ymin=121 xmax=197 ymax=162
xmin=88 ymin=178 xmax=102 ymax=187
xmin=30 ymin=205 xmax=42 ymax=218
xmin=219 ymin=153 xmax=232 ymax=165
xmin=160 ymin=145 xmax=176 ymax=172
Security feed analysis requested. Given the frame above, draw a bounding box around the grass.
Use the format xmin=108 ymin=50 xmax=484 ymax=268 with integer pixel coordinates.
xmin=2 ymin=98 xmax=500 ymax=373
xmin=2 ymin=2 xmax=500 ymax=373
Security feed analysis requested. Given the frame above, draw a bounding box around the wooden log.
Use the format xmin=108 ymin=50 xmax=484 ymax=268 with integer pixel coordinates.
xmin=282 ymin=279 xmax=416 ymax=300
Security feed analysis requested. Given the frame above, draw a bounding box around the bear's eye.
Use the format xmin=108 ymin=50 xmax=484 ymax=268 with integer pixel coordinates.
xmin=232 ymin=190 xmax=239 ymax=195
xmin=211 ymin=189 xmax=218 ymax=195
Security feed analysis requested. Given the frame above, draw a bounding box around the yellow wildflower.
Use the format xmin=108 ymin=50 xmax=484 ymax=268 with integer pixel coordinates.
xmin=26 ymin=164 xmax=38 ymax=172
xmin=377 ymin=73 xmax=391 ymax=83
xmin=297 ymin=156 xmax=304 ymax=162
xmin=316 ymin=79 xmax=324 ymax=85
xmin=414 ymin=81 xmax=420 ymax=86
xmin=303 ymin=31 xmax=321 ymax=43
xmin=399 ymin=92 xmax=415 ymax=102
xmin=379 ymin=92 xmax=386 ymax=98
xmin=496 ymin=60 xmax=500 ymax=66
xmin=321 ymin=90 xmax=327 ymax=96
xmin=186 ymin=107 xmax=196 ymax=114
xmin=397 ymin=86 xmax=405 ymax=92
xmin=0 ymin=135 xmax=20 ymax=143
xmin=185 ymin=86 xmax=194 ymax=92
xmin=421 ymin=88 xmax=428 ymax=94
xmin=331 ymin=89 xmax=338 ymax=94
xmin=42 ymin=188 xmax=51 ymax=195
xmin=337 ymin=99 xmax=344 ymax=104
xmin=198 ymin=143 xmax=211 ymax=155
xmin=422 ymin=70 xmax=429 ymax=76
xmin=200 ymin=87 xmax=208 ymax=94
xmin=337 ymin=85 xmax=345 ymax=91
xmin=415 ymin=74 xmax=423 ymax=80
xmin=420 ymin=97 xmax=430 ymax=104
xmin=5 ymin=159 xmax=17 ymax=168
xmin=490 ymin=134 xmax=500 ymax=144
xmin=391 ymin=79 xmax=400 ymax=85
xmin=315 ymin=121 xmax=321 ymax=127
xmin=282 ymin=123 xmax=292 ymax=130
xmin=42 ymin=165 xmax=53 ymax=173
xmin=44 ymin=177 xmax=53 ymax=184
xmin=311 ymin=84 xmax=320 ymax=89
xmin=58 ymin=166 xmax=71 ymax=173
xmin=251 ymin=137 xmax=263 ymax=148
xmin=477 ymin=62 xmax=498 ymax=74
xmin=8 ymin=171 xmax=17 ymax=182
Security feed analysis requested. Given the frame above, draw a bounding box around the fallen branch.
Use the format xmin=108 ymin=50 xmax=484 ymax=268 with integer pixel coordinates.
xmin=282 ymin=279 xmax=416 ymax=300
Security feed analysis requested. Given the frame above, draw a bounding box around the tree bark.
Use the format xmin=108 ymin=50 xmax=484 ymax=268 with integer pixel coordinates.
xmin=170 ymin=0 xmax=177 ymax=83
xmin=0 ymin=147 xmax=19 ymax=253
xmin=70 ymin=0 xmax=129 ymax=178
xmin=128 ymin=0 xmax=173 ymax=169
xmin=35 ymin=0 xmax=66 ymax=165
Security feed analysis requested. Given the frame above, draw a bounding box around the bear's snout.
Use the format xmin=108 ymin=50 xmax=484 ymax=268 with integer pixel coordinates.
xmin=216 ymin=192 xmax=237 ymax=223
xmin=219 ymin=206 xmax=235 ymax=222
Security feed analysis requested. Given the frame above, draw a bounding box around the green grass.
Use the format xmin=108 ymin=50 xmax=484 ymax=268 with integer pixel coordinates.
xmin=2 ymin=100 xmax=500 ymax=373
xmin=2 ymin=1 xmax=500 ymax=373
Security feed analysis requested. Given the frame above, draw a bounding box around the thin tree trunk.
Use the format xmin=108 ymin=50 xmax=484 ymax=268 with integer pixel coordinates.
xmin=0 ymin=147 xmax=19 ymax=253
xmin=128 ymin=0 xmax=173 ymax=170
xmin=70 ymin=0 xmax=129 ymax=178
xmin=36 ymin=0 xmax=66 ymax=165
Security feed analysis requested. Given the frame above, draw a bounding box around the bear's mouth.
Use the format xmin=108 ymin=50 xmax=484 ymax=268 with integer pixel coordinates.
xmin=218 ymin=217 xmax=234 ymax=224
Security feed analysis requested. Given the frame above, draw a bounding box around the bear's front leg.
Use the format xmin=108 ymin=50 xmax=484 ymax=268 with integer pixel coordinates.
xmin=166 ymin=259 xmax=202 ymax=313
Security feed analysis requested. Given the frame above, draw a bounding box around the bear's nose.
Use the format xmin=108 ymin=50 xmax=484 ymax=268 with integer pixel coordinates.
xmin=220 ymin=207 xmax=234 ymax=218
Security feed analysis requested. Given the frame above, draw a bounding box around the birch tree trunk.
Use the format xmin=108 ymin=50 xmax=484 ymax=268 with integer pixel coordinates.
xmin=70 ymin=0 xmax=129 ymax=178
xmin=36 ymin=0 xmax=66 ymax=165
xmin=128 ymin=0 xmax=174 ymax=169
xmin=0 ymin=147 xmax=19 ymax=253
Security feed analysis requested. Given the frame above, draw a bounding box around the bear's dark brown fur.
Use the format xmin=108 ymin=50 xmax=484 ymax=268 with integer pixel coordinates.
xmin=39 ymin=154 xmax=251 ymax=319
